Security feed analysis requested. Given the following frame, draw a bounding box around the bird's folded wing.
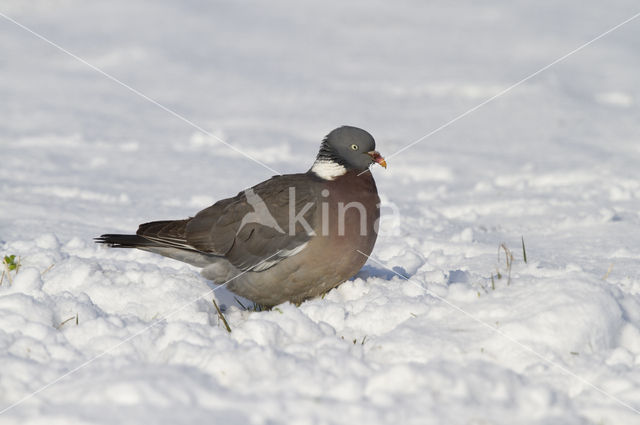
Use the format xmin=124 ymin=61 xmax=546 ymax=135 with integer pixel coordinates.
xmin=185 ymin=174 xmax=318 ymax=271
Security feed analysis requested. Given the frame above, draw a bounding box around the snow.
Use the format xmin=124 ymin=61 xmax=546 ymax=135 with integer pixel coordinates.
xmin=1 ymin=0 xmax=640 ymax=424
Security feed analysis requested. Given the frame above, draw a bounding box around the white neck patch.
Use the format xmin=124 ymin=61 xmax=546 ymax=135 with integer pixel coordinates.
xmin=310 ymin=159 xmax=347 ymax=180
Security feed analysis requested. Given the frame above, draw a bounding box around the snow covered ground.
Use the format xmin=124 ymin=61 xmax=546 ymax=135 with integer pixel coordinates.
xmin=1 ymin=1 xmax=640 ymax=423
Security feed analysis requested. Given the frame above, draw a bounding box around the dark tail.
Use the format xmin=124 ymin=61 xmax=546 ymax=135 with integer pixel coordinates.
xmin=94 ymin=234 xmax=156 ymax=248
xmin=97 ymin=219 xmax=190 ymax=249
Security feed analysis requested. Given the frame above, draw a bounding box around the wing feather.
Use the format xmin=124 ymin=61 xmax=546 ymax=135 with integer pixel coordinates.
xmin=186 ymin=174 xmax=318 ymax=271
xmin=132 ymin=174 xmax=318 ymax=271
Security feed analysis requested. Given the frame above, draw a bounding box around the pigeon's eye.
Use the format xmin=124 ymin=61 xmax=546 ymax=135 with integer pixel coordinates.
xmin=350 ymin=144 xmax=359 ymax=151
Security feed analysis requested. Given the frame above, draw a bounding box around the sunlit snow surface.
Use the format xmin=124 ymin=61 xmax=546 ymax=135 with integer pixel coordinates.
xmin=1 ymin=1 xmax=640 ymax=424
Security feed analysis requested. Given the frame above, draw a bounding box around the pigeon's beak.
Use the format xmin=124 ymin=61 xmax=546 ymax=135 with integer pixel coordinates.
xmin=367 ymin=151 xmax=387 ymax=168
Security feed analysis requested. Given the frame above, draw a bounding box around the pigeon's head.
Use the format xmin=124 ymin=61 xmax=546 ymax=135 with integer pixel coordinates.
xmin=315 ymin=126 xmax=387 ymax=173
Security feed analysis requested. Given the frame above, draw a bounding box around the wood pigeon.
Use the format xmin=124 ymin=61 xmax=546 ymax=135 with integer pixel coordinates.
xmin=96 ymin=126 xmax=386 ymax=306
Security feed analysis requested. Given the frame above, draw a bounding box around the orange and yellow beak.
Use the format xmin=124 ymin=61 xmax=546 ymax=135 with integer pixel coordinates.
xmin=367 ymin=151 xmax=387 ymax=168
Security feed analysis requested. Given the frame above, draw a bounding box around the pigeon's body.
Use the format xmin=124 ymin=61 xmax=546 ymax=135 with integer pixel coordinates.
xmin=97 ymin=126 xmax=385 ymax=306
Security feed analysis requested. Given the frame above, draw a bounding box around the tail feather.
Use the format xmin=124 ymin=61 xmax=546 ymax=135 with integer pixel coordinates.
xmin=97 ymin=219 xmax=194 ymax=250
xmin=95 ymin=234 xmax=155 ymax=248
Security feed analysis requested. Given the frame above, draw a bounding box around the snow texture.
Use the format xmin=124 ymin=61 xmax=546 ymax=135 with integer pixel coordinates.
xmin=1 ymin=1 xmax=640 ymax=424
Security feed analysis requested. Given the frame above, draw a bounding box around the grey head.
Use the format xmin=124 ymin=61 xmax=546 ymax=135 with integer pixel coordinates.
xmin=315 ymin=126 xmax=386 ymax=172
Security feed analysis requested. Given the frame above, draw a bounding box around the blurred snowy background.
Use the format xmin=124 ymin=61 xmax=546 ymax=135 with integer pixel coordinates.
xmin=1 ymin=1 xmax=640 ymax=424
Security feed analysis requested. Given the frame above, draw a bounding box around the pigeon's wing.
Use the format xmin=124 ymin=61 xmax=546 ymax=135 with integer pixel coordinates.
xmin=184 ymin=174 xmax=319 ymax=271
